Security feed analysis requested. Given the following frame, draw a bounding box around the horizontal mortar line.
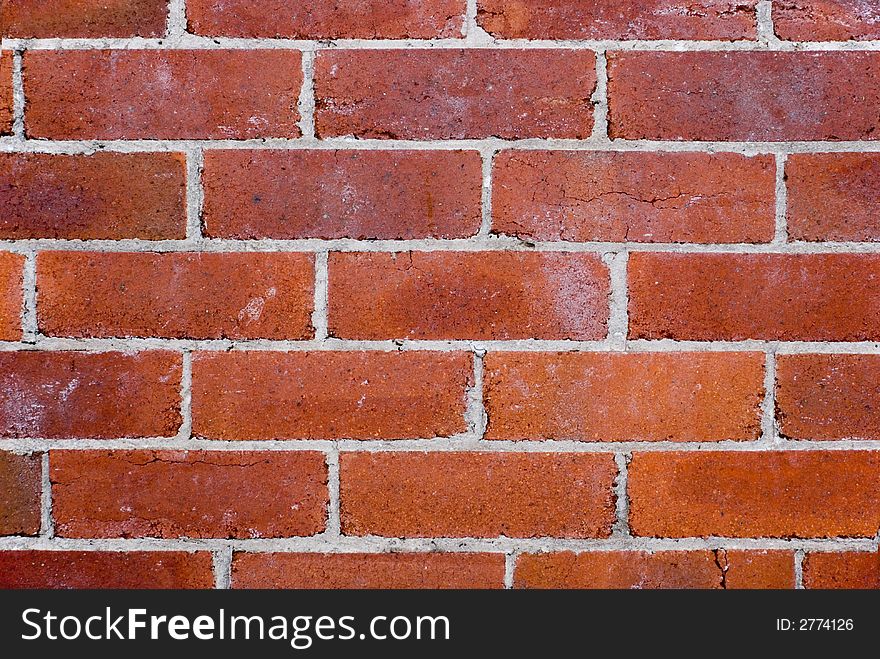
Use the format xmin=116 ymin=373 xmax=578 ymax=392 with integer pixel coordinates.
xmin=4 ymin=36 xmax=880 ymax=51
xmin=3 ymin=338 xmax=880 ymax=354
xmin=7 ymin=238 xmax=880 ymax=254
xmin=0 ymin=536 xmax=874 ymax=553
xmin=5 ymin=137 xmax=880 ymax=154
xmin=5 ymin=437 xmax=880 ymax=453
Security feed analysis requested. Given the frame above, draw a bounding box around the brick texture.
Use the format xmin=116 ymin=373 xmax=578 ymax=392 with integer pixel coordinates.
xmin=0 ymin=452 xmax=41 ymax=536
xmin=24 ymin=50 xmax=302 ymax=140
xmin=231 ymin=552 xmax=506 ymax=589
xmin=314 ymin=50 xmax=596 ymax=139
xmin=51 ymin=451 xmax=328 ymax=538
xmin=803 ymin=552 xmax=880 ymax=589
xmin=0 ymin=52 xmax=11 ymax=135
xmin=0 ymin=351 xmax=181 ymax=439
xmin=493 ymin=151 xmax=776 ymax=243
xmin=608 ymin=52 xmax=880 ymax=141
xmin=340 ymin=452 xmax=617 ymax=538
xmin=188 ymin=0 xmax=465 ymax=38
xmin=37 ymin=252 xmax=315 ymax=340
xmin=0 ymin=551 xmax=215 ymax=589
xmin=0 ymin=152 xmax=186 ymax=240
xmin=1 ymin=0 xmax=168 ymax=38
xmin=202 ymin=150 xmax=482 ymax=240
xmin=515 ymin=550 xmax=795 ymax=589
xmin=0 ymin=252 xmax=23 ymax=341
xmin=773 ymin=0 xmax=880 ymax=41
xmin=328 ymin=252 xmax=609 ymax=340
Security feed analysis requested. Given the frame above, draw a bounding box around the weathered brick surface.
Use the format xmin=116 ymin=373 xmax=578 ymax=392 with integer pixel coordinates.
xmin=328 ymin=252 xmax=609 ymax=340
xmin=192 ymin=351 xmax=473 ymax=440
xmin=1 ymin=0 xmax=168 ymax=38
xmin=188 ymin=0 xmax=465 ymax=38
xmin=314 ymin=50 xmax=596 ymax=140
xmin=0 ymin=152 xmax=186 ymax=240
xmin=0 ymin=252 xmax=23 ymax=341
xmin=484 ymin=352 xmax=764 ymax=441
xmin=232 ymin=552 xmax=506 ymax=589
xmin=37 ymin=252 xmax=315 ymax=340
xmin=24 ymin=50 xmax=302 ymax=140
xmin=0 ymin=452 xmax=41 ymax=536
xmin=0 ymin=551 xmax=215 ymax=589
xmin=493 ymin=151 xmax=776 ymax=243
xmin=803 ymin=551 xmax=880 ymax=589
xmin=0 ymin=53 xmax=11 ymax=135
xmin=51 ymin=451 xmax=328 ymax=538
xmin=203 ymin=150 xmax=482 ymax=240
xmin=774 ymin=0 xmax=880 ymax=41
xmin=477 ymin=0 xmax=758 ymax=40
xmin=608 ymin=52 xmax=880 ymax=141
xmin=629 ymin=253 xmax=880 ymax=341
xmin=629 ymin=451 xmax=880 ymax=538
xmin=340 ymin=452 xmax=617 ymax=538
xmin=0 ymin=351 xmax=181 ymax=439
xmin=515 ymin=550 xmax=795 ymax=589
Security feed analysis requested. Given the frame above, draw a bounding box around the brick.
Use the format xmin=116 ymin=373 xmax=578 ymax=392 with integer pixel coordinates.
xmin=478 ymin=0 xmax=758 ymax=40
xmin=629 ymin=451 xmax=880 ymax=538
xmin=51 ymin=450 xmax=327 ymax=539
xmin=0 ymin=351 xmax=181 ymax=439
xmin=202 ymin=150 xmax=482 ymax=240
xmin=192 ymin=351 xmax=472 ymax=440
xmin=776 ymin=354 xmax=880 ymax=441
xmin=340 ymin=452 xmax=617 ymax=538
xmin=0 ymin=252 xmax=23 ymax=341
xmin=37 ymin=252 xmax=314 ymax=340
xmin=0 ymin=53 xmax=11 ymax=135
xmin=515 ymin=550 xmax=795 ymax=589
xmin=484 ymin=352 xmax=764 ymax=442
xmin=803 ymin=552 xmax=880 ymax=589
xmin=0 ymin=452 xmax=40 ymax=536
xmin=231 ymin=553 xmax=505 ymax=589
xmin=493 ymin=151 xmax=775 ymax=244
xmin=314 ymin=50 xmax=595 ymax=140
xmin=0 ymin=551 xmax=214 ymax=589
xmin=628 ymin=253 xmax=880 ymax=341
xmin=787 ymin=154 xmax=880 ymax=242
xmin=0 ymin=152 xmax=186 ymax=240
xmin=189 ymin=0 xmax=465 ymax=38
xmin=774 ymin=0 xmax=880 ymax=41
xmin=1 ymin=0 xmax=167 ymax=38
xmin=608 ymin=52 xmax=880 ymax=141
xmin=328 ymin=252 xmax=609 ymax=340
xmin=24 ymin=50 xmax=301 ymax=140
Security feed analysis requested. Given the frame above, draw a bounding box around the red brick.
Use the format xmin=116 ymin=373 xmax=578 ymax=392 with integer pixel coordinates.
xmin=0 ymin=452 xmax=40 ymax=536
xmin=0 ymin=53 xmax=11 ymax=135
xmin=478 ymin=0 xmax=757 ymax=40
xmin=608 ymin=52 xmax=880 ymax=141
xmin=340 ymin=452 xmax=617 ymax=538
xmin=629 ymin=451 xmax=880 ymax=538
xmin=328 ymin=252 xmax=609 ymax=340
xmin=493 ymin=151 xmax=775 ymax=244
xmin=484 ymin=352 xmax=764 ymax=442
xmin=0 ymin=152 xmax=186 ymax=240
xmin=1 ymin=0 xmax=167 ymax=38
xmin=37 ymin=252 xmax=314 ymax=340
xmin=0 ymin=351 xmax=181 ymax=439
xmin=232 ymin=552 xmax=505 ymax=589
xmin=24 ymin=50 xmax=301 ymax=140
xmin=0 ymin=551 xmax=214 ymax=589
xmin=202 ymin=150 xmax=482 ymax=240
xmin=628 ymin=253 xmax=880 ymax=341
xmin=515 ymin=550 xmax=794 ymax=589
xmin=315 ymin=50 xmax=595 ymax=140
xmin=787 ymin=154 xmax=880 ymax=242
xmin=192 ymin=351 xmax=472 ymax=440
xmin=776 ymin=354 xmax=880 ymax=441
xmin=774 ymin=0 xmax=880 ymax=41
xmin=803 ymin=552 xmax=880 ymax=589
xmin=51 ymin=450 xmax=327 ymax=539
xmin=0 ymin=252 xmax=23 ymax=341
xmin=189 ymin=0 xmax=465 ymax=38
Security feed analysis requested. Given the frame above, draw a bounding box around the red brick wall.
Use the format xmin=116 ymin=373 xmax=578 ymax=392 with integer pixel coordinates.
xmin=0 ymin=0 xmax=878 ymax=590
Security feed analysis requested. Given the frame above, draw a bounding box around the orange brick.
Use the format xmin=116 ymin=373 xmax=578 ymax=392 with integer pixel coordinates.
xmin=803 ymin=552 xmax=880 ymax=589
xmin=2 ymin=0 xmax=167 ymax=37
xmin=0 ymin=252 xmax=23 ymax=341
xmin=0 ymin=452 xmax=41 ymax=536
